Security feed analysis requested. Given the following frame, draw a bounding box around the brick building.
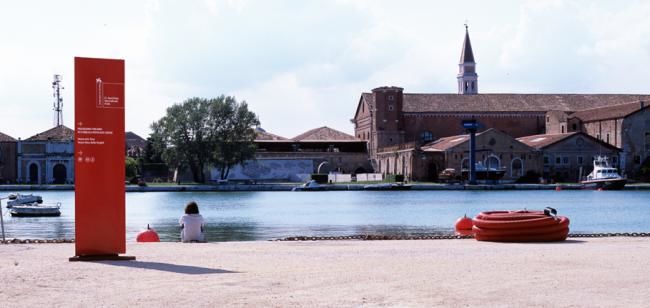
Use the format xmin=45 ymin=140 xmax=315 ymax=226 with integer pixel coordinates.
xmin=17 ymin=125 xmax=75 ymax=184
xmin=518 ymin=132 xmax=621 ymax=182
xmin=546 ymin=101 xmax=649 ymax=176
xmin=0 ymin=131 xmax=17 ymax=184
xmin=351 ymin=27 xmax=650 ymax=181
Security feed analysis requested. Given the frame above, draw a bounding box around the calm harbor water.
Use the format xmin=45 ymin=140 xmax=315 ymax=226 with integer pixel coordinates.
xmin=2 ymin=190 xmax=650 ymax=242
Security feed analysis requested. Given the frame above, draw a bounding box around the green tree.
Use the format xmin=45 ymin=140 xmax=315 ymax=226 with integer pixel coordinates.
xmin=208 ymin=96 xmax=259 ymax=180
xmin=151 ymin=96 xmax=259 ymax=183
xmin=125 ymin=156 xmax=138 ymax=179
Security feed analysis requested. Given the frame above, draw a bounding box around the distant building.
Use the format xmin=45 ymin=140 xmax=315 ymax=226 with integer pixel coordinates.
xmin=518 ymin=132 xmax=621 ymax=182
xmin=17 ymin=125 xmax=74 ymax=184
xmin=546 ymin=101 xmax=650 ymax=176
xmin=351 ymin=26 xmax=650 ymax=181
xmin=422 ymin=128 xmax=540 ymax=181
xmin=126 ymin=131 xmax=146 ymax=158
xmin=0 ymin=131 xmax=17 ymax=184
xmin=208 ymin=126 xmax=371 ymax=182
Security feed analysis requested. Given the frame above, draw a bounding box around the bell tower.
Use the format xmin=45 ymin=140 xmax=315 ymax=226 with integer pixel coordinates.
xmin=457 ymin=24 xmax=478 ymax=95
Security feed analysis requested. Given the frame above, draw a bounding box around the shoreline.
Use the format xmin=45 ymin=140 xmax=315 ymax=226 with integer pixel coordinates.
xmin=1 ymin=182 xmax=650 ymax=192
xmin=2 ymin=238 xmax=650 ymax=307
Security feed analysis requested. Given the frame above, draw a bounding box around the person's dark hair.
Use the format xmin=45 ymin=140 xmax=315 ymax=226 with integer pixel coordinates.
xmin=185 ymin=201 xmax=199 ymax=214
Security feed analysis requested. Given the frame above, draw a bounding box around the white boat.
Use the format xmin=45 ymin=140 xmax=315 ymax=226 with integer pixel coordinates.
xmin=461 ymin=161 xmax=507 ymax=181
xmin=6 ymin=193 xmax=43 ymax=208
xmin=292 ymin=180 xmax=327 ymax=191
xmin=581 ymin=156 xmax=626 ymax=190
xmin=9 ymin=202 xmax=61 ymax=217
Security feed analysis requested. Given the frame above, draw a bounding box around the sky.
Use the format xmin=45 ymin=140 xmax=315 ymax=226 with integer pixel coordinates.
xmin=1 ymin=0 xmax=649 ymax=140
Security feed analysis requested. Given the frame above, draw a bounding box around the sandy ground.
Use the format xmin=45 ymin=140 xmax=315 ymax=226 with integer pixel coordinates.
xmin=2 ymin=238 xmax=650 ymax=307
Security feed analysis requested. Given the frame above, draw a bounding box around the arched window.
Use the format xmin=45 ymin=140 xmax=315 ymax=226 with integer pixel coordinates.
xmin=461 ymin=158 xmax=469 ymax=170
xmin=511 ymin=158 xmax=523 ymax=178
xmin=485 ymin=155 xmax=500 ymax=169
xmin=420 ymin=131 xmax=433 ymax=143
xmin=29 ymin=163 xmax=39 ymax=184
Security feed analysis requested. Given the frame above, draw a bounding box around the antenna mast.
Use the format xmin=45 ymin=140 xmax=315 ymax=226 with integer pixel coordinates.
xmin=52 ymin=74 xmax=64 ymax=126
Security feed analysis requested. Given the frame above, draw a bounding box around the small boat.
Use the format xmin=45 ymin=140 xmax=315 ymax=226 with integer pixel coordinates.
xmin=9 ymin=202 xmax=61 ymax=217
xmin=6 ymin=193 xmax=43 ymax=208
xmin=363 ymin=183 xmax=412 ymax=190
xmin=580 ymin=156 xmax=626 ymax=190
xmin=461 ymin=161 xmax=506 ymax=181
xmin=292 ymin=180 xmax=327 ymax=191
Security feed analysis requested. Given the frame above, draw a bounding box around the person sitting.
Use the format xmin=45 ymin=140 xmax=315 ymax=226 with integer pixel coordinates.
xmin=179 ymin=201 xmax=205 ymax=242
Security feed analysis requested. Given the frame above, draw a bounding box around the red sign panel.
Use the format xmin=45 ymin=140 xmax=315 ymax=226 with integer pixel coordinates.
xmin=74 ymin=57 xmax=125 ymax=256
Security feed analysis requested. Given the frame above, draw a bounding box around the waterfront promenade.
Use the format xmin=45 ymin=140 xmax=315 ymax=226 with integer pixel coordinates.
xmin=2 ymin=238 xmax=650 ymax=307
xmin=1 ymin=183 xmax=650 ymax=192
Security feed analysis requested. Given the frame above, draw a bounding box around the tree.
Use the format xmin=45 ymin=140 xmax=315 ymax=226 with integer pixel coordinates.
xmin=125 ymin=156 xmax=138 ymax=179
xmin=208 ymin=96 xmax=259 ymax=180
xmin=151 ymin=96 xmax=259 ymax=183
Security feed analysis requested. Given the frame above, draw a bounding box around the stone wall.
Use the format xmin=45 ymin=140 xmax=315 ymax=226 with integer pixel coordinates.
xmin=0 ymin=141 xmax=17 ymax=184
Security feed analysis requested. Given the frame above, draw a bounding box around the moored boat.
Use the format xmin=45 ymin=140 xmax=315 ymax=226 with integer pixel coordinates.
xmin=292 ymin=180 xmax=327 ymax=191
xmin=363 ymin=183 xmax=412 ymax=190
xmin=9 ymin=202 xmax=61 ymax=217
xmin=461 ymin=161 xmax=507 ymax=181
xmin=580 ymin=156 xmax=626 ymax=190
xmin=6 ymin=193 xmax=43 ymax=208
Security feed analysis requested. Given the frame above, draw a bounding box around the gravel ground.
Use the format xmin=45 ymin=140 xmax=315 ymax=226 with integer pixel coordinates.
xmin=1 ymin=238 xmax=650 ymax=307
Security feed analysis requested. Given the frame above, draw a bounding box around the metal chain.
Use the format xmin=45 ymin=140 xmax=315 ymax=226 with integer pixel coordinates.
xmin=275 ymin=232 xmax=650 ymax=241
xmin=3 ymin=233 xmax=650 ymax=244
xmin=1 ymin=239 xmax=75 ymax=244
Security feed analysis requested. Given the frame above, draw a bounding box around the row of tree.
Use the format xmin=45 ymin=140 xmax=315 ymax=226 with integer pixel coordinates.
xmin=147 ymin=96 xmax=260 ymax=183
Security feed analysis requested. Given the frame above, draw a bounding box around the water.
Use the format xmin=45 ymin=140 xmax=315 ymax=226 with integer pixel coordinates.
xmin=2 ymin=190 xmax=650 ymax=242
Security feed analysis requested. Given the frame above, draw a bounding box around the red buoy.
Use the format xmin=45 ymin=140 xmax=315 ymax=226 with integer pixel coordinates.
xmin=455 ymin=214 xmax=474 ymax=231
xmin=555 ymin=185 xmax=562 ymax=191
xmin=136 ymin=224 xmax=160 ymax=242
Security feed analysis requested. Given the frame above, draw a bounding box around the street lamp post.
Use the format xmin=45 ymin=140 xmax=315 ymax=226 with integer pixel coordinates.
xmin=0 ymin=197 xmax=7 ymax=241
xmin=462 ymin=119 xmax=479 ymax=185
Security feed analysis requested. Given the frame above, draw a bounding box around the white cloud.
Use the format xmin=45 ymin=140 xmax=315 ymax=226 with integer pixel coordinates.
xmin=1 ymin=0 xmax=648 ymax=140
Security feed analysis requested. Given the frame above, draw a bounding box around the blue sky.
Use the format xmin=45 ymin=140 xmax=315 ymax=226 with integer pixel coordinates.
xmin=1 ymin=0 xmax=649 ymax=140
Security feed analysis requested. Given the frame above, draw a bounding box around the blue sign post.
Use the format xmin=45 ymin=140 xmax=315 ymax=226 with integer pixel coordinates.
xmin=462 ymin=119 xmax=479 ymax=185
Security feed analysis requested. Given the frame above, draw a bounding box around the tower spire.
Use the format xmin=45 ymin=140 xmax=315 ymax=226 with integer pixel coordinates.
xmin=457 ymin=25 xmax=478 ymax=94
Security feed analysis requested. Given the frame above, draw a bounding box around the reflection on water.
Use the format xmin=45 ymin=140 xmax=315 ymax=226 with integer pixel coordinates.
xmin=2 ymin=190 xmax=650 ymax=242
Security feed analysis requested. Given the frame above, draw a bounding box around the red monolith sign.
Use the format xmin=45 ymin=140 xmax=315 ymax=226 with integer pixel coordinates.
xmin=72 ymin=57 xmax=132 ymax=260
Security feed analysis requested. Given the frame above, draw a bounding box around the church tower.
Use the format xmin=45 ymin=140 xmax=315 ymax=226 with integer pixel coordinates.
xmin=457 ymin=25 xmax=478 ymax=95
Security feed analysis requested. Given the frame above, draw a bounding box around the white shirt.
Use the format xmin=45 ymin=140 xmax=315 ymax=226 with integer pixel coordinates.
xmin=179 ymin=214 xmax=205 ymax=242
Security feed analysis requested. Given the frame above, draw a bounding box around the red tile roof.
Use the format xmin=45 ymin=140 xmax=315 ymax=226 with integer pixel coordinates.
xmin=421 ymin=134 xmax=470 ymax=151
xmin=0 ymin=131 xmax=16 ymax=142
xmin=517 ymin=132 xmax=621 ymax=151
xmin=292 ymin=126 xmax=358 ymax=141
xmin=26 ymin=125 xmax=74 ymax=141
xmin=360 ymin=93 xmax=650 ymax=113
xmin=570 ymin=101 xmax=647 ymax=122
xmin=401 ymin=94 xmax=650 ymax=113
xmin=126 ymin=131 xmax=146 ymax=148
xmin=420 ymin=129 xmax=499 ymax=151
xmin=516 ymin=133 xmax=578 ymax=149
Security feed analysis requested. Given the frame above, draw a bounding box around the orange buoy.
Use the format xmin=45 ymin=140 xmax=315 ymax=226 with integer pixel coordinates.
xmin=455 ymin=214 xmax=473 ymax=231
xmin=472 ymin=209 xmax=569 ymax=242
xmin=136 ymin=224 xmax=160 ymax=242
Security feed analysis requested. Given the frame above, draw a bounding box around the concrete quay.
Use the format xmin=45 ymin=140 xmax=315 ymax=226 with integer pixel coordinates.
xmin=0 ymin=183 xmax=648 ymax=192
